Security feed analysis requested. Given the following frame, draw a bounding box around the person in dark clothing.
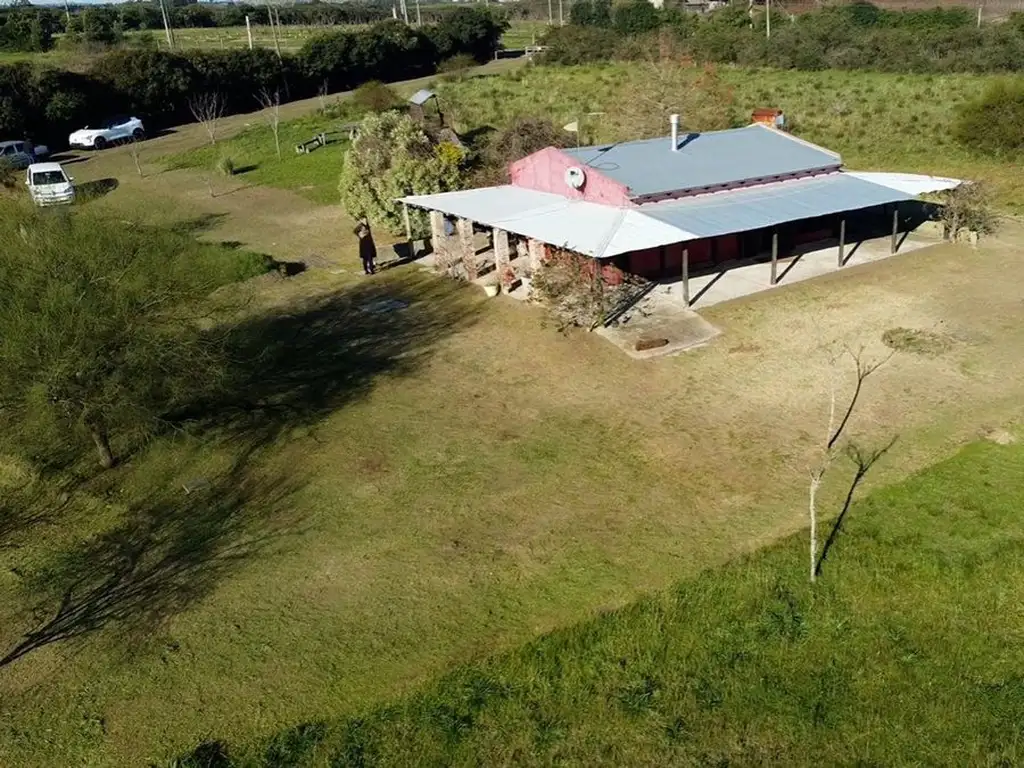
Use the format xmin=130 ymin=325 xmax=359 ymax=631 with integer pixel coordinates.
xmin=355 ymin=221 xmax=377 ymax=275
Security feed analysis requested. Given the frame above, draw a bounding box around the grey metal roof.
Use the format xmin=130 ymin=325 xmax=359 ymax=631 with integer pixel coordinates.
xmin=642 ymin=173 xmax=909 ymax=239
xmin=562 ymin=124 xmax=841 ymax=198
xmin=408 ymin=89 xmax=436 ymax=106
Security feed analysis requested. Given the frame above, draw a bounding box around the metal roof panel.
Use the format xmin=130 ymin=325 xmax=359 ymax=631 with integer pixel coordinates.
xmin=562 ymin=124 xmax=841 ymax=198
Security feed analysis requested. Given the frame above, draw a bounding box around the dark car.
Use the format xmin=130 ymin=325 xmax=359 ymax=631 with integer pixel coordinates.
xmin=0 ymin=140 xmax=50 ymax=170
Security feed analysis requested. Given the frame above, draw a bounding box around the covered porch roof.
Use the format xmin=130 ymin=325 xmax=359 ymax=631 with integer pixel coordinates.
xmin=400 ymin=171 xmax=961 ymax=260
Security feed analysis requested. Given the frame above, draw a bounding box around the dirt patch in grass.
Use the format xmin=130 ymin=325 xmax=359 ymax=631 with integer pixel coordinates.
xmin=882 ymin=327 xmax=955 ymax=356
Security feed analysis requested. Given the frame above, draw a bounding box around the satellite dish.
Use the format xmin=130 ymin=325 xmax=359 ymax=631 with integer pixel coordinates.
xmin=564 ymin=166 xmax=586 ymax=190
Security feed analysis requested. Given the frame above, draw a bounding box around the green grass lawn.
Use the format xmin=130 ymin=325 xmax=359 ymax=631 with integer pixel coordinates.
xmin=171 ymin=438 xmax=1024 ymax=766
xmin=164 ymin=112 xmax=355 ymax=205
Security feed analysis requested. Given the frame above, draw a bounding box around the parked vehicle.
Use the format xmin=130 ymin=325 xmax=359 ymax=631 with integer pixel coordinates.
xmin=0 ymin=140 xmax=50 ymax=170
xmin=26 ymin=162 xmax=75 ymax=206
xmin=69 ymin=116 xmax=145 ymax=150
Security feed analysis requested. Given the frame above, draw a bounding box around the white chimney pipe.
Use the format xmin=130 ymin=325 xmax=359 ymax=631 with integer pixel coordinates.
xmin=670 ymin=113 xmax=680 ymax=152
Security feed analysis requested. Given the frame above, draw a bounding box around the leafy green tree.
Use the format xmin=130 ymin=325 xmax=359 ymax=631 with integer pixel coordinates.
xmin=339 ymin=111 xmax=466 ymax=234
xmin=0 ymin=203 xmax=254 ymax=470
xmin=612 ymin=0 xmax=660 ymax=36
xmin=570 ymin=0 xmax=612 ymax=28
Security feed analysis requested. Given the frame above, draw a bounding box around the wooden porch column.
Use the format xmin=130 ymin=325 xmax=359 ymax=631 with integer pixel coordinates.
xmin=890 ymin=205 xmax=899 ymax=254
xmin=494 ymin=228 xmax=511 ymax=290
xmin=682 ymin=247 xmax=690 ymax=306
xmin=527 ymin=238 xmax=545 ymax=274
xmin=457 ymin=218 xmax=476 ymax=279
xmin=770 ymin=230 xmax=779 ymax=285
xmin=837 ymin=218 xmax=846 ymax=268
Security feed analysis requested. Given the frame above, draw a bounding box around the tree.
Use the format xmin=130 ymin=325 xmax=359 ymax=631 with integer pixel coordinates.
xmin=256 ymin=87 xmax=282 ymax=160
xmin=428 ymin=7 xmax=508 ymax=63
xmin=0 ymin=203 xmax=239 ymax=470
xmin=569 ymin=0 xmax=612 ymax=28
xmin=188 ymin=91 xmax=224 ymax=145
xmin=471 ymin=116 xmax=571 ymax=186
xmin=807 ymin=347 xmax=894 ymax=583
xmin=339 ymin=111 xmax=466 ymax=234
xmin=603 ymin=62 xmax=737 ymax=141
xmin=612 ymin=0 xmax=661 ymax=36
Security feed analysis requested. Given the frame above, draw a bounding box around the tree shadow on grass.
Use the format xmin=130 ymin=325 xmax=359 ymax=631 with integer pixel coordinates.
xmin=0 ymin=273 xmax=479 ymax=667
xmin=0 ymin=453 xmax=298 ymax=667
xmin=178 ymin=272 xmax=479 ymax=450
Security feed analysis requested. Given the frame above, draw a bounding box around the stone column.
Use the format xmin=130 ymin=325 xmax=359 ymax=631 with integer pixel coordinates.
xmin=457 ymin=218 xmax=476 ymax=280
xmin=429 ymin=211 xmax=447 ymax=272
xmin=528 ymin=238 xmax=545 ymax=274
xmin=494 ymin=229 xmax=511 ymax=289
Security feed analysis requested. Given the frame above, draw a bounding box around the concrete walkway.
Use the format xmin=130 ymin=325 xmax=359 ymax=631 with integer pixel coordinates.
xmin=676 ymin=229 xmax=943 ymax=309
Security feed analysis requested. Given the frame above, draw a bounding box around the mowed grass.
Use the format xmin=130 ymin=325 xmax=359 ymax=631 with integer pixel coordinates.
xmin=436 ymin=64 xmax=1024 ymax=211
xmin=177 ymin=439 xmax=1024 ymax=766
xmin=164 ymin=112 xmax=355 ymax=205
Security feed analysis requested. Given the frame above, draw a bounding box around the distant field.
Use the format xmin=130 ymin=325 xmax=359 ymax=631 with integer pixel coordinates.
xmin=0 ymin=21 xmax=548 ymax=66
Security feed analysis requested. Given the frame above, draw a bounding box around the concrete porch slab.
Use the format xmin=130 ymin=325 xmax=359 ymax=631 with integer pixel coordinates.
xmin=675 ymin=231 xmax=942 ymax=309
xmin=596 ymin=293 xmax=721 ymax=360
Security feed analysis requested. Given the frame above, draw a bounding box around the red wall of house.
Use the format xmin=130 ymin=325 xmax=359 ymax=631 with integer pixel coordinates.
xmin=509 ymin=147 xmax=632 ymax=207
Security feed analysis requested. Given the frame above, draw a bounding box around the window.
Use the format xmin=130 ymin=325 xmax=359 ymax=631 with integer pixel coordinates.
xmin=12 ymin=142 xmax=24 ymax=153
xmin=32 ymin=171 xmax=66 ymax=186
xmin=1 ymin=145 xmax=14 ymax=156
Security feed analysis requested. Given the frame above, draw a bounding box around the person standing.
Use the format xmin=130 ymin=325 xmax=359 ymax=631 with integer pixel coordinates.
xmin=355 ymin=220 xmax=377 ymax=275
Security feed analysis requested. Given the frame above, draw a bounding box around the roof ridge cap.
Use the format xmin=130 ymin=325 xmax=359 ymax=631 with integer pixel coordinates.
xmin=751 ymin=122 xmax=841 ymax=161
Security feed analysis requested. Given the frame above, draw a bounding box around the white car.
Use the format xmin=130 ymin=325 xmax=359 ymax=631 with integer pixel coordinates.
xmin=68 ymin=116 xmax=146 ymax=150
xmin=26 ymin=162 xmax=75 ymax=206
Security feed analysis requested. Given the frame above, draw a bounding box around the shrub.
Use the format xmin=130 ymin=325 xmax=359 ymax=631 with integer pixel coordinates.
xmin=215 ymin=155 xmax=235 ymax=177
xmin=939 ymin=182 xmax=998 ymax=241
xmin=540 ymin=25 xmax=619 ymax=65
xmin=952 ymin=80 xmax=1024 ymax=155
xmin=352 ymin=80 xmax=401 ymax=113
xmin=0 ymin=159 xmax=16 ymax=192
xmin=438 ymin=53 xmax=476 ymax=82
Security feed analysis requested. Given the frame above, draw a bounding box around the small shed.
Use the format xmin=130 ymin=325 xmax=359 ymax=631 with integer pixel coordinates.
xmin=408 ymin=89 xmax=443 ymax=125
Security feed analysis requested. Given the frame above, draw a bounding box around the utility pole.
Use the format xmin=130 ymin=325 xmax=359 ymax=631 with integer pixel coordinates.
xmin=268 ymin=4 xmax=282 ymax=59
xmin=157 ymin=0 xmax=175 ymax=50
xmin=766 ymin=0 xmax=771 ymax=39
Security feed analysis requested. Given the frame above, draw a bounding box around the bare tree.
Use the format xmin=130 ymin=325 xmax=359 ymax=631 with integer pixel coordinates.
xmin=808 ymin=347 xmax=894 ymax=584
xmin=317 ymin=80 xmax=330 ymax=113
xmin=189 ymin=92 xmax=225 ymax=146
xmin=256 ymin=89 xmax=283 ymax=160
xmin=128 ymin=140 xmax=144 ymax=178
